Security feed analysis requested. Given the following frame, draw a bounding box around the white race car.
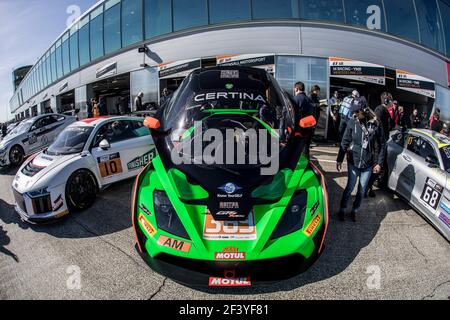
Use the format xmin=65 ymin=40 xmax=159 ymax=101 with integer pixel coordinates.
xmin=12 ymin=116 xmax=156 ymax=223
xmin=0 ymin=114 xmax=76 ymax=167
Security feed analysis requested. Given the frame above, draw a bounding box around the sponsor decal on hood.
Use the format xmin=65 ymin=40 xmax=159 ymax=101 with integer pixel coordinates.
xmin=208 ymin=277 xmax=251 ymax=287
xmin=304 ymin=214 xmax=322 ymax=237
xmin=157 ymin=235 xmax=191 ymax=253
xmin=215 ymin=247 xmax=246 ymax=260
xmin=139 ymin=214 xmax=157 ymax=238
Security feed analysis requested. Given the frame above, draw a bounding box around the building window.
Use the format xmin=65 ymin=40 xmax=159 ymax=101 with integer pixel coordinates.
xmin=70 ymin=32 xmax=79 ymax=71
xmin=252 ymin=0 xmax=299 ymax=19
xmin=104 ymin=1 xmax=122 ymax=53
xmin=45 ymin=56 xmax=50 ymax=87
xmin=299 ymin=0 xmax=344 ymax=23
xmin=438 ymin=0 xmax=449 ymax=56
xmin=209 ymin=0 xmax=251 ymax=24
xmin=62 ymin=39 xmax=71 ymax=76
xmin=122 ymin=0 xmax=143 ymax=47
xmin=343 ymin=0 xmax=385 ymax=31
xmin=90 ymin=13 xmax=104 ymax=60
xmin=384 ymin=0 xmax=419 ymax=43
xmin=130 ymin=67 xmax=159 ymax=111
xmin=173 ymin=0 xmax=208 ymax=31
xmin=276 ymin=56 xmax=328 ymax=99
xmin=79 ymin=23 xmax=91 ymax=66
xmin=415 ymin=0 xmax=445 ymax=54
xmin=55 ymin=44 xmax=63 ymax=79
xmin=144 ymin=0 xmax=172 ymax=38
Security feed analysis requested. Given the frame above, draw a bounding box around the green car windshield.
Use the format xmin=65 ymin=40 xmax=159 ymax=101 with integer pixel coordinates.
xmin=157 ymin=68 xmax=297 ymax=170
xmin=162 ymin=68 xmax=294 ymax=131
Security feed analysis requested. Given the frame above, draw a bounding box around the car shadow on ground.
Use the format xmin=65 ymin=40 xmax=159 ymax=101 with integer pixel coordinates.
xmin=191 ymin=160 xmax=410 ymax=295
xmin=0 ymin=200 xmax=22 ymax=262
xmin=0 ymin=166 xmax=19 ymax=177
xmin=0 ymin=225 xmax=19 ymax=263
xmin=0 ymin=178 xmax=135 ymax=239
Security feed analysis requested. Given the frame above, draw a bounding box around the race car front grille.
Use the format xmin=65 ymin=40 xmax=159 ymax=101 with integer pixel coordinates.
xmin=13 ymin=189 xmax=27 ymax=213
xmin=31 ymin=195 xmax=52 ymax=214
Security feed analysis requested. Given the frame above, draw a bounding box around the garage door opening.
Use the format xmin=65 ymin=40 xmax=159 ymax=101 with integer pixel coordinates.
xmin=88 ymin=73 xmax=131 ymax=116
xmin=328 ymin=59 xmax=435 ymax=140
xmin=57 ymin=90 xmax=76 ymax=115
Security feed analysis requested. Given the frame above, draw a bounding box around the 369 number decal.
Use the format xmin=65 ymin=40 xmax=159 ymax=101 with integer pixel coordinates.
xmin=420 ymin=178 xmax=443 ymax=210
xmin=203 ymin=210 xmax=256 ymax=240
xmin=97 ymin=153 xmax=123 ymax=178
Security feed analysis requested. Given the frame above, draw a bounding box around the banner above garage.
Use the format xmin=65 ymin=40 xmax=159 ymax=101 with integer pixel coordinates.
xmin=329 ymin=57 xmax=385 ymax=85
xmin=396 ymin=70 xmax=436 ymax=99
xmin=158 ymin=59 xmax=202 ymax=79
xmin=217 ymin=54 xmax=276 ymax=73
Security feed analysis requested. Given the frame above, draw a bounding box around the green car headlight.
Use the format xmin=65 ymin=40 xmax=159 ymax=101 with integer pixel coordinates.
xmin=154 ymin=191 xmax=190 ymax=240
xmin=270 ymin=191 xmax=308 ymax=240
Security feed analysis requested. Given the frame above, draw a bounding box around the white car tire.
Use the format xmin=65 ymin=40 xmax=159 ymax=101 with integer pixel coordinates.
xmin=65 ymin=169 xmax=98 ymax=211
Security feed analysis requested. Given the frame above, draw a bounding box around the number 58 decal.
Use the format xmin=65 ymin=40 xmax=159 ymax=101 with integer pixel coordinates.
xmin=420 ymin=178 xmax=443 ymax=210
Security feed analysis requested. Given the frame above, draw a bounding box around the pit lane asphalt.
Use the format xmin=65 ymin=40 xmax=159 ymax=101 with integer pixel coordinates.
xmin=0 ymin=146 xmax=449 ymax=300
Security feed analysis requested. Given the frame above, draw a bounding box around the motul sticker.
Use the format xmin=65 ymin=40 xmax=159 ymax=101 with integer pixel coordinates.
xmin=215 ymin=247 xmax=246 ymax=260
xmin=304 ymin=214 xmax=322 ymax=237
xmin=208 ymin=277 xmax=251 ymax=287
xmin=139 ymin=214 xmax=156 ymax=238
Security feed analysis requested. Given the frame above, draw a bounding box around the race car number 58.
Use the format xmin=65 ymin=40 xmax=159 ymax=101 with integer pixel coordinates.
xmin=420 ymin=178 xmax=443 ymax=210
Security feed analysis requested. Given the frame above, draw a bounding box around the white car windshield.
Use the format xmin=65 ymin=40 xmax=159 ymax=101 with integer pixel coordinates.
xmin=7 ymin=120 xmax=33 ymax=137
xmin=46 ymin=126 xmax=93 ymax=156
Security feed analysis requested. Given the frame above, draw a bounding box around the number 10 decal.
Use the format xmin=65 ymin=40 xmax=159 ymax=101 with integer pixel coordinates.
xmin=97 ymin=152 xmax=123 ymax=178
xmin=420 ymin=178 xmax=443 ymax=210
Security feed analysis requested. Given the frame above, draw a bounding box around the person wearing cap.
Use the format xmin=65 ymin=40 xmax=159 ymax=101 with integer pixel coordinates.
xmin=336 ymin=107 xmax=386 ymax=222
xmin=338 ymin=90 xmax=364 ymax=140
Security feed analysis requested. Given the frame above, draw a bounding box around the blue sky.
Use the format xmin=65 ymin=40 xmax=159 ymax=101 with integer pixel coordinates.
xmin=0 ymin=0 xmax=97 ymax=122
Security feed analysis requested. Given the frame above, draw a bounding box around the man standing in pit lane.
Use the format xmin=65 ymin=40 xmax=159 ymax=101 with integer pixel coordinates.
xmin=293 ymin=81 xmax=314 ymax=159
xmin=338 ymin=90 xmax=364 ymax=141
xmin=367 ymin=92 xmax=394 ymax=198
xmin=329 ymin=91 xmax=341 ymax=141
xmin=336 ymin=107 xmax=386 ymax=222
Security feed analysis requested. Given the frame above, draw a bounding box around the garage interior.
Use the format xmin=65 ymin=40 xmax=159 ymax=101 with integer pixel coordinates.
xmin=88 ymin=73 xmax=131 ymax=115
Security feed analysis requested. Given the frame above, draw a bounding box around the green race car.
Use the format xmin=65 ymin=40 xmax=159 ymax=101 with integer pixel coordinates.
xmin=132 ymin=67 xmax=328 ymax=287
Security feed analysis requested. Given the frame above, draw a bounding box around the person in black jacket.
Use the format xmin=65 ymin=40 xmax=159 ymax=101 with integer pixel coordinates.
xmin=374 ymin=92 xmax=393 ymax=141
xmin=293 ymin=82 xmax=314 ymax=120
xmin=336 ymin=107 xmax=386 ymax=222
xmin=410 ymin=109 xmax=421 ymax=128
xmin=293 ymin=82 xmax=314 ymax=159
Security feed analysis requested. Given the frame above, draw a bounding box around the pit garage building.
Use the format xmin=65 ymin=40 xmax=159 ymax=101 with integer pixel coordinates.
xmin=8 ymin=0 xmax=450 ymax=138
